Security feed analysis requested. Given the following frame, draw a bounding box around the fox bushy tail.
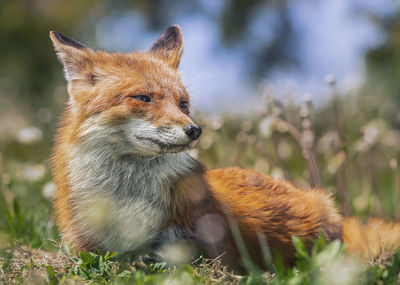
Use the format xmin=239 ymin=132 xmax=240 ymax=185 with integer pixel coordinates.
xmin=343 ymin=217 xmax=400 ymax=260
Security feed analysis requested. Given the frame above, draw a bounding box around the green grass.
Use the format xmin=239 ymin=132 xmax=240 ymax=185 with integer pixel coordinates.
xmin=1 ymin=83 xmax=400 ymax=283
xmin=1 ymin=225 xmax=399 ymax=284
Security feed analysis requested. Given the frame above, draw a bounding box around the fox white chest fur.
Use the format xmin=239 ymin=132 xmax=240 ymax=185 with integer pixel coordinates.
xmin=66 ymin=135 xmax=198 ymax=253
xmin=60 ymin=112 xmax=199 ymax=252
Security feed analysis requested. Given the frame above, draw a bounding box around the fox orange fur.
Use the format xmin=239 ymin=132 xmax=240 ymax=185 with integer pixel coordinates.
xmin=49 ymin=25 xmax=400 ymax=272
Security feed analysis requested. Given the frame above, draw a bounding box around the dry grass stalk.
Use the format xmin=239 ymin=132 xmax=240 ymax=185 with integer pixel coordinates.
xmin=328 ymin=78 xmax=350 ymax=215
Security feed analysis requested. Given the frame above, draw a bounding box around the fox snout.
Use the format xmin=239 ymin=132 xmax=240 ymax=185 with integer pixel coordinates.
xmin=184 ymin=124 xmax=202 ymax=140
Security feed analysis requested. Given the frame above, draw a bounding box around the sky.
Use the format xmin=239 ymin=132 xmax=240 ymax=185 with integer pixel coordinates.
xmin=94 ymin=0 xmax=398 ymax=113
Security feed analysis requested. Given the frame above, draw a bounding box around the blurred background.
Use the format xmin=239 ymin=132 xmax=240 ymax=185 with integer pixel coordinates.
xmin=0 ymin=0 xmax=400 ymax=248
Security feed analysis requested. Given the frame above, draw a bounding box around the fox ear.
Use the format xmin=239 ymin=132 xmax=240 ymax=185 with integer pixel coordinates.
xmin=150 ymin=25 xmax=183 ymax=69
xmin=50 ymin=31 xmax=95 ymax=83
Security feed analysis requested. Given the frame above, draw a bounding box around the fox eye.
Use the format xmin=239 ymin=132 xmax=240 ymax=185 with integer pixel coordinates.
xmin=131 ymin=95 xmax=152 ymax=102
xmin=180 ymin=101 xmax=188 ymax=109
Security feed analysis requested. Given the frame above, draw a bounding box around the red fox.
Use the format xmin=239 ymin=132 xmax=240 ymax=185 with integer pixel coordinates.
xmin=49 ymin=25 xmax=400 ymax=271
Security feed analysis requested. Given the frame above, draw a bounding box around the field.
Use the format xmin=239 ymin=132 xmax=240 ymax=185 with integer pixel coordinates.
xmin=1 ymin=80 xmax=400 ymax=284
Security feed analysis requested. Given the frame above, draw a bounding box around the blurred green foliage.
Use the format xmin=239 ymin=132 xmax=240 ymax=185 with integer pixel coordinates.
xmin=366 ymin=9 xmax=400 ymax=106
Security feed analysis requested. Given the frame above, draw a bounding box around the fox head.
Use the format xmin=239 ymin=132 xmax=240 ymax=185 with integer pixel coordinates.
xmin=50 ymin=25 xmax=202 ymax=156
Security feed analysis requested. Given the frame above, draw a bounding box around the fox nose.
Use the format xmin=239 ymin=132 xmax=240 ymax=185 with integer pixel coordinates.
xmin=184 ymin=124 xmax=202 ymax=140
